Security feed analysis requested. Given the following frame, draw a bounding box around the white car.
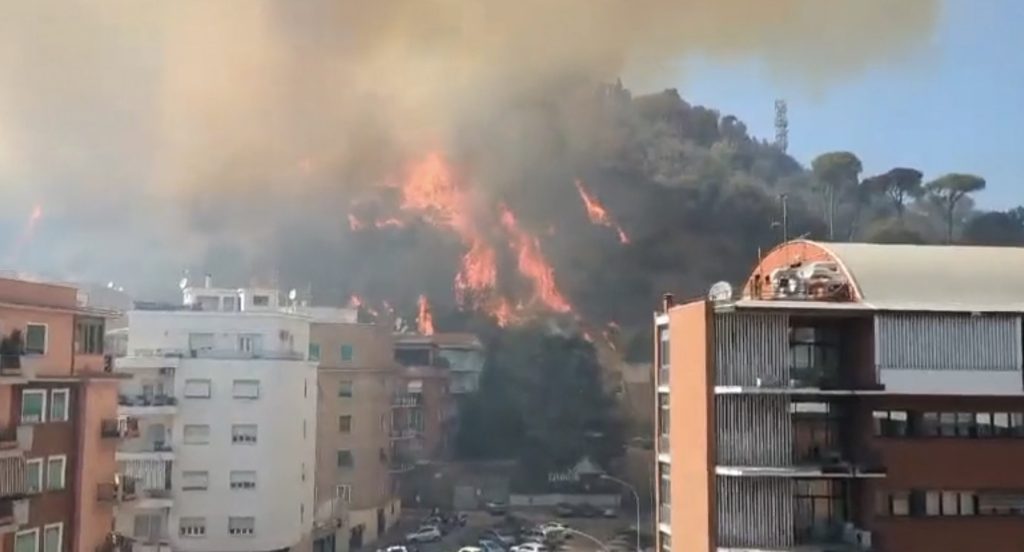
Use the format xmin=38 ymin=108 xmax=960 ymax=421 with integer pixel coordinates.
xmin=458 ymin=548 xmax=484 ymax=552
xmin=539 ymin=521 xmax=569 ymax=539
xmin=405 ymin=526 xmax=442 ymax=543
xmin=511 ymin=543 xmax=548 ymax=552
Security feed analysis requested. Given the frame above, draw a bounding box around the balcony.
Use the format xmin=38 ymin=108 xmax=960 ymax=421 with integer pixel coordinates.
xmin=101 ymin=418 xmax=140 ymax=439
xmin=95 ymin=533 xmax=133 ymax=552
xmin=98 ymin=478 xmax=137 ymax=503
xmin=118 ymin=395 xmax=177 ymax=417
xmin=658 ymin=434 xmax=670 ymax=455
xmin=116 ymin=442 xmax=174 ymax=462
xmin=795 ymin=522 xmax=873 ymax=551
xmin=0 ymin=499 xmax=29 ymax=534
xmin=391 ymin=394 xmax=422 ymax=408
xmin=389 ymin=429 xmax=420 ymax=441
xmin=658 ymin=366 xmax=670 ymax=387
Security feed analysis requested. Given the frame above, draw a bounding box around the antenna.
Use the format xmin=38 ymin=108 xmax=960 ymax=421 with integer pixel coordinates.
xmin=178 ymin=277 xmax=189 ymax=290
xmin=774 ymin=99 xmax=788 ymax=153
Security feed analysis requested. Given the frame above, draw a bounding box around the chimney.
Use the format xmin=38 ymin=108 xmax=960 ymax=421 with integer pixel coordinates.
xmin=662 ymin=293 xmax=675 ymax=312
xmin=204 ymin=274 xmax=212 ymax=288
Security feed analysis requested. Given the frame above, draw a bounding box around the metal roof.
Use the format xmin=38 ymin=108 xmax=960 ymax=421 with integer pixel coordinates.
xmin=813 ymin=241 xmax=1024 ymax=312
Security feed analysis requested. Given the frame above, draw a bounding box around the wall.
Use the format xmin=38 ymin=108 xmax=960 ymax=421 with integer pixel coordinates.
xmin=74 ymin=380 xmax=119 ymax=552
xmin=0 ymin=279 xmax=77 ymax=310
xmin=855 ymin=395 xmax=1024 ymax=551
xmin=126 ymin=311 xmax=310 ymax=359
xmin=0 ymin=305 xmax=74 ymax=378
xmin=667 ymin=301 xmax=713 ymax=552
xmin=171 ymin=357 xmax=317 ymax=552
xmin=310 ymin=322 xmax=396 ymax=513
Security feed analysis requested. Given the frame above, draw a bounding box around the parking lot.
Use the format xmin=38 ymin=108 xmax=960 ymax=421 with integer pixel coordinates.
xmin=380 ymin=508 xmax=641 ymax=551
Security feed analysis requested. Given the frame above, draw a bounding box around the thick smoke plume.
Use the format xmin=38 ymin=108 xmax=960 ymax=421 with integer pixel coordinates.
xmin=0 ymin=1 xmax=938 ymax=303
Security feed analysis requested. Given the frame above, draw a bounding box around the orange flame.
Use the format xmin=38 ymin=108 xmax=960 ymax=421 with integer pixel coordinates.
xmin=417 ymin=294 xmax=435 ymax=335
xmin=348 ymin=294 xmax=363 ymax=308
xmin=348 ymin=213 xmax=365 ymax=231
xmin=574 ymin=179 xmax=629 ymax=244
xmin=454 ymin=238 xmax=498 ymax=304
xmin=499 ymin=204 xmax=572 ymax=313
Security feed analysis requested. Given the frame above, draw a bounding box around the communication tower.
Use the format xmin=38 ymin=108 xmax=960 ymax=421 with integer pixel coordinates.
xmin=774 ymin=99 xmax=788 ymax=153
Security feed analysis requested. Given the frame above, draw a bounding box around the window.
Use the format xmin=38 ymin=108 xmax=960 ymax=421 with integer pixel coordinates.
xmin=133 ymin=514 xmax=163 ymax=540
xmin=891 ymin=491 xmax=910 ymax=516
xmin=237 ymin=334 xmax=262 ymax=355
xmin=339 ymin=380 xmax=353 ymax=398
xmin=25 ymin=324 xmax=47 ymax=355
xmin=181 ymin=471 xmax=209 ymax=491
xmin=49 ymin=389 xmax=69 ymax=422
xmin=75 ymin=318 xmax=105 ymax=354
xmin=978 ymin=492 xmax=1024 ymax=515
xmin=228 ymin=516 xmax=255 ymax=536
xmin=222 ymin=296 xmax=238 ymax=312
xmin=26 ymin=458 xmax=43 ymax=493
xmin=336 ymin=484 xmax=352 ymax=503
xmin=183 ymin=379 xmax=211 ymax=398
xmin=960 ymin=492 xmax=977 ymax=515
xmin=925 ymin=491 xmax=941 ymax=516
xmin=1013 ymin=413 xmax=1024 ymax=436
xmin=231 ymin=424 xmax=257 ymax=444
xmin=179 ymin=517 xmax=206 ymax=537
xmin=994 ymin=412 xmax=1012 ymax=437
xmin=938 ymin=412 xmax=957 ymax=437
xmin=657 ymin=327 xmax=670 ymax=366
xmin=230 ymin=471 xmax=256 ymax=489
xmin=337 ymin=450 xmax=354 ymax=468
xmin=21 ymin=389 xmax=46 ymax=423
xmin=919 ymin=412 xmax=939 ymax=436
xmin=341 ymin=344 xmax=354 ymax=361
xmin=976 ymin=413 xmax=993 ymax=437
xmin=183 ymin=424 xmax=210 ymax=445
xmin=42 ymin=523 xmax=62 ymax=552
xmin=232 ymin=379 xmax=260 ymax=399
xmin=873 ymin=410 xmax=908 ymax=437
xmin=252 ymin=295 xmax=270 ymax=306
xmin=955 ymin=412 xmax=973 ymax=437
xmin=188 ymin=332 xmax=215 ymax=353
xmin=309 ymin=343 xmax=321 ymax=361
xmin=339 ymin=415 xmax=352 ymax=433
xmin=14 ymin=529 xmax=38 ymax=552
xmin=46 ymin=456 xmax=66 ymax=490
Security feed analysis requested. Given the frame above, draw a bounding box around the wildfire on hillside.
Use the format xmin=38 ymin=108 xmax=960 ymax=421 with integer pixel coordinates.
xmin=417 ymin=294 xmax=435 ymax=335
xmin=499 ymin=204 xmax=572 ymax=314
xmin=575 ymin=179 xmax=629 ymax=244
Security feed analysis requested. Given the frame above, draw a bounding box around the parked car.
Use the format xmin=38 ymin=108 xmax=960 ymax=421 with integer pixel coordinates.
xmin=456 ymin=512 xmax=469 ymax=526
xmin=382 ymin=546 xmax=411 ymax=552
xmin=405 ymin=526 xmax=442 ymax=543
xmin=520 ymin=529 xmax=545 ymax=544
xmin=510 ymin=543 xmax=548 ymax=552
xmin=602 ymin=507 xmax=618 ymax=518
xmin=477 ymin=540 xmax=506 ymax=552
xmin=482 ymin=529 xmax=517 ymax=546
xmin=458 ymin=548 xmax=484 ymax=552
xmin=485 ymin=500 xmax=508 ymax=516
xmin=576 ymin=503 xmax=601 ymax=518
xmin=554 ymin=503 xmax=576 ymax=517
xmin=538 ymin=521 xmax=569 ymax=540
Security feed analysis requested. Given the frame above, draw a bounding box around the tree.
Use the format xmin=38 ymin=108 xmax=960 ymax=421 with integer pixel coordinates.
xmin=962 ymin=208 xmax=1024 ymax=246
xmin=455 ymin=324 xmax=625 ymax=483
xmin=924 ymin=173 xmax=986 ymax=243
xmin=812 ymin=152 xmax=862 ymax=239
xmin=864 ymin=167 xmax=923 ymax=219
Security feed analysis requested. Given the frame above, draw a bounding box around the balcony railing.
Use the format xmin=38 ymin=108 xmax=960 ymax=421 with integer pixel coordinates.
xmin=658 ymin=434 xmax=670 ymax=454
xmin=793 ymin=446 xmax=885 ymax=476
xmin=389 ymin=429 xmax=421 ymax=440
xmin=118 ymin=395 xmax=177 ymax=408
xmin=658 ymin=366 xmax=670 ymax=386
xmin=658 ymin=504 xmax=671 ymax=525
xmin=98 ymin=478 xmax=137 ymax=503
xmin=101 ymin=418 xmax=140 ymax=439
xmin=391 ymin=395 xmax=422 ymax=408
xmin=0 ymin=427 xmax=17 ymax=450
xmin=795 ymin=522 xmax=873 ymax=550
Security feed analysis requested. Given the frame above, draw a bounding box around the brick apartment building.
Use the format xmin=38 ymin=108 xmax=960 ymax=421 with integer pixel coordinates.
xmin=0 ymin=277 xmax=123 ymax=552
xmin=655 ymin=240 xmax=1024 ymax=552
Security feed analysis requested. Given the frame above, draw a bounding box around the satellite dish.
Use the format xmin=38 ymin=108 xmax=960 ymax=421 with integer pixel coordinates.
xmin=708 ymin=281 xmax=733 ymax=302
xmin=288 ymin=289 xmax=297 ymax=301
xmin=178 ymin=277 xmax=189 ymax=290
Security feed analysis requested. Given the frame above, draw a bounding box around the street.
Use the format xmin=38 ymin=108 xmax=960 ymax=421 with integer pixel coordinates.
xmin=383 ymin=509 xmax=638 ymax=552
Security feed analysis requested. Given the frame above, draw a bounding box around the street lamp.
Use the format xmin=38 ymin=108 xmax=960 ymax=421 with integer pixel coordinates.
xmin=600 ymin=474 xmax=641 ymax=552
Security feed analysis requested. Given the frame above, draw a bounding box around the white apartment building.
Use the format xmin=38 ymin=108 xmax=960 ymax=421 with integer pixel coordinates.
xmin=112 ymin=285 xmax=318 ymax=552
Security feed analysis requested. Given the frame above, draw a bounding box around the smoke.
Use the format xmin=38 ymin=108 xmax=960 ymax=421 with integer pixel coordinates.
xmin=0 ymin=0 xmax=939 ymax=297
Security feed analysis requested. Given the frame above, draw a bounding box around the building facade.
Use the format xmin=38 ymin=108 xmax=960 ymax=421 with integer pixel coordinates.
xmin=112 ymin=285 xmax=317 ymax=552
xmin=308 ymin=314 xmax=401 ymax=552
xmin=0 ymin=277 xmax=122 ymax=552
xmin=655 ymin=240 xmax=1024 ymax=552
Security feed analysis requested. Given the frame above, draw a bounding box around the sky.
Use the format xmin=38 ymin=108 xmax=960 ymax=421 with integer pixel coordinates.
xmin=677 ymin=0 xmax=1023 ymax=209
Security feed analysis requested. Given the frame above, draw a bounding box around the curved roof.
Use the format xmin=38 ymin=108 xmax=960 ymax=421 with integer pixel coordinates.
xmin=813 ymin=241 xmax=1024 ymax=312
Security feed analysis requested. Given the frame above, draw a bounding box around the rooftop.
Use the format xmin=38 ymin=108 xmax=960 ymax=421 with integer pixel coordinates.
xmin=740 ymin=240 xmax=1024 ymax=313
